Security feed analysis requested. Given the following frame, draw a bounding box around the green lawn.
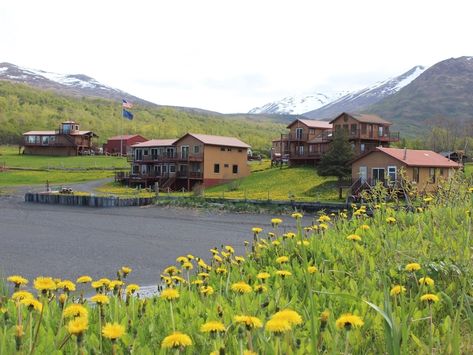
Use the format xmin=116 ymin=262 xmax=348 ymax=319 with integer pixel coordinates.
xmin=0 ymin=145 xmax=128 ymax=170
xmin=204 ymin=165 xmax=344 ymax=202
xmin=0 ymin=170 xmax=115 ymax=187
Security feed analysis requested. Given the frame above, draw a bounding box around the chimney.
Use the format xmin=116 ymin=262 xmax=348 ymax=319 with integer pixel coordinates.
xmin=403 ymin=147 xmax=407 ymax=160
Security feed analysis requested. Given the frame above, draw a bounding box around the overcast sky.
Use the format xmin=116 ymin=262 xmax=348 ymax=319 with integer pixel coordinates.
xmin=1 ymin=0 xmax=472 ymax=113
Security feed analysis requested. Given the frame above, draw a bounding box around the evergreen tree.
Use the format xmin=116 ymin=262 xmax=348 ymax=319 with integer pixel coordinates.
xmin=318 ymin=130 xmax=354 ymax=199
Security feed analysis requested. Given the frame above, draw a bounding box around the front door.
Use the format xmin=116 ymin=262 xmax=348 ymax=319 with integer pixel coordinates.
xmin=181 ymin=146 xmax=189 ymax=160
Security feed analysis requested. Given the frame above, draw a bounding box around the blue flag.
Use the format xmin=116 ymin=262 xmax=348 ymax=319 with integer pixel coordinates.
xmin=122 ymin=108 xmax=134 ymax=120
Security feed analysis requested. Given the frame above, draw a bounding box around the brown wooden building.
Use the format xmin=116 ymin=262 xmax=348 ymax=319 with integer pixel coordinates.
xmin=119 ymin=133 xmax=251 ymax=190
xmin=351 ymin=147 xmax=461 ymax=193
xmin=103 ymin=134 xmax=148 ymax=156
xmin=23 ymin=121 xmax=98 ymax=156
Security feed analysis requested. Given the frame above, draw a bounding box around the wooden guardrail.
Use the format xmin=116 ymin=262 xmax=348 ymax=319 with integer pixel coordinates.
xmin=24 ymin=193 xmax=156 ymax=208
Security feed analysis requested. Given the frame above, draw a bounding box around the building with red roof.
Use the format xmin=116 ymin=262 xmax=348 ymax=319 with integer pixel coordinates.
xmin=103 ymin=134 xmax=148 ymax=156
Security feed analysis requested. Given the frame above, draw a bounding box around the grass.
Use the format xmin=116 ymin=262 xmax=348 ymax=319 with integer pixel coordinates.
xmin=0 ymin=170 xmax=115 ymax=187
xmin=1 ymin=183 xmax=472 ymax=353
xmin=0 ymin=145 xmax=129 ymax=170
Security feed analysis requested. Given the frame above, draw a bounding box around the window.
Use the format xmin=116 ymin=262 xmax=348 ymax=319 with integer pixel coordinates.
xmin=181 ymin=146 xmax=189 ymax=159
xmin=214 ymin=164 xmax=220 ymax=173
xmin=350 ymin=124 xmax=357 ymax=136
xmin=295 ymin=128 xmax=303 ymax=140
xmin=143 ymin=149 xmax=148 ymax=156
xmin=361 ymin=123 xmax=367 ymax=134
xmin=413 ymin=167 xmax=420 ymax=183
xmin=387 ymin=166 xmax=397 ymax=182
xmin=440 ymin=168 xmax=445 ymax=176
xmin=429 ymin=168 xmax=436 ymax=183
xmin=41 ymin=136 xmax=49 ymax=145
xmin=151 ymin=148 xmax=158 ymax=158
xmin=194 ymin=145 xmax=200 ymax=154
xmin=169 ymin=164 xmax=176 ymax=173
xmin=26 ymin=136 xmax=35 ymax=144
xmin=360 ymin=144 xmax=366 ymax=153
xmin=227 ymin=148 xmax=232 ymax=151
xmin=309 ymin=128 xmax=315 ymax=134
xmin=224 ymin=164 xmax=229 ymax=168
xmin=232 ymin=165 xmax=238 ymax=174
xmin=220 ymin=147 xmax=225 ymax=151
xmin=162 ymin=165 xmax=168 ymax=173
xmin=238 ymin=149 xmax=242 ymax=152
xmin=372 ymin=168 xmax=385 ymax=184
xmin=132 ymin=165 xmax=139 ymax=174
xmin=378 ymin=126 xmax=384 ymax=137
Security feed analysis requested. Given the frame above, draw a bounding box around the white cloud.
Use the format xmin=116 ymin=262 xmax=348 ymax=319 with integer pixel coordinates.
xmin=1 ymin=0 xmax=473 ymax=112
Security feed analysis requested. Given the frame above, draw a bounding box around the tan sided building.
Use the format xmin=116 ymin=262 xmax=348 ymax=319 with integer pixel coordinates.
xmin=119 ymin=133 xmax=251 ymax=190
xmin=351 ymin=147 xmax=461 ymax=193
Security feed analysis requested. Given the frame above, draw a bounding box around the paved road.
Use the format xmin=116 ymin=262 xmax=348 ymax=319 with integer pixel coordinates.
xmin=0 ymin=188 xmax=305 ymax=287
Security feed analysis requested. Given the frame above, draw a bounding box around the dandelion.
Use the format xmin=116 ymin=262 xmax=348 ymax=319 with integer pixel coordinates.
xmin=161 ymin=331 xmax=193 ymax=349
xmin=108 ymin=280 xmax=124 ymax=291
xmin=308 ymin=266 xmax=318 ymax=274
xmin=234 ymin=315 xmax=263 ymax=329
xmin=271 ymin=218 xmax=282 ymax=226
xmin=276 ymin=256 xmax=289 ymax=264
xmin=234 ymin=256 xmax=245 ymax=264
xmin=182 ymin=262 xmax=193 ymax=270
xmin=224 ymin=245 xmax=235 ymax=254
xmin=58 ymin=294 xmax=68 ymax=306
xmin=265 ymin=318 xmax=292 ymax=333
xmin=90 ymin=294 xmax=110 ymax=305
xmin=160 ymin=288 xmax=180 ymax=301
xmin=296 ymin=240 xmax=310 ymax=246
xmin=419 ymin=277 xmax=435 ymax=286
xmin=213 ymin=255 xmax=223 ymax=263
xmin=97 ymin=278 xmax=111 ymax=287
xmin=102 ymin=322 xmax=125 ymax=340
xmin=359 ymin=224 xmax=370 ymax=230
xmin=285 ymin=232 xmax=296 ymax=239
xmin=390 ymin=285 xmax=407 ymax=296
xmin=20 ymin=298 xmax=43 ymax=312
xmin=347 ymin=234 xmax=361 ymax=241
xmin=319 ymin=223 xmax=329 ymax=230
xmin=231 ymin=281 xmax=252 ymax=294
xmin=423 ymin=197 xmax=433 ymax=203
xmin=11 ymin=291 xmax=34 ymax=301
xmin=254 ymin=284 xmax=267 ymax=293
xmin=257 ymin=272 xmax=271 ymax=281
xmin=176 ymin=256 xmax=189 ymax=264
xmin=200 ymin=285 xmax=215 ymax=296
xmin=64 ymin=304 xmax=88 ymax=318
xmin=121 ymin=266 xmax=132 ymax=276
xmin=405 ymin=263 xmax=421 ymax=272
xmin=67 ymin=317 xmax=88 ymax=335
xmin=252 ymin=227 xmax=263 ymax=234
xmin=91 ymin=280 xmax=106 ymax=291
xmin=272 ymin=309 xmax=303 ymax=325
xmin=57 ymin=280 xmax=76 ymax=292
xmin=126 ymin=284 xmax=140 ymax=295
xmin=200 ymin=321 xmax=226 ymax=334
xmin=320 ymin=310 xmax=330 ymax=324
xmin=420 ymin=294 xmax=440 ymax=304
xmin=76 ymin=275 xmax=92 ymax=284
xmin=198 ymin=272 xmax=210 ymax=279
xmin=272 ymin=240 xmax=281 ymax=246
xmin=275 ymin=270 xmax=292 ymax=278
xmin=7 ymin=275 xmax=28 ymax=288
xmin=318 ymin=215 xmax=330 ymax=222
xmin=216 ymin=267 xmax=227 ymax=275
xmin=163 ymin=266 xmax=179 ymax=276
xmin=386 ymin=217 xmax=396 ymax=224
xmin=291 ymin=212 xmax=303 ymax=219
xmin=187 ymin=254 xmax=195 ymax=260
xmin=335 ymin=313 xmax=364 ymax=330
xmin=33 ymin=276 xmax=56 ymax=293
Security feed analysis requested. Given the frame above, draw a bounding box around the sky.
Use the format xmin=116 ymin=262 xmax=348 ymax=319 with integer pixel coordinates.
xmin=1 ymin=0 xmax=472 ymax=113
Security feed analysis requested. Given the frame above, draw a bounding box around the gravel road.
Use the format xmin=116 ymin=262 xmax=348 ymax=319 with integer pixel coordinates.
xmin=0 ymin=183 xmax=306 ymax=287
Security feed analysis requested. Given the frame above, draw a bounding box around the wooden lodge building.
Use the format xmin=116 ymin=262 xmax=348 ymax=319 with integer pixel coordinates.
xmin=103 ymin=134 xmax=148 ymax=156
xmin=118 ymin=133 xmax=251 ymax=190
xmin=272 ymin=112 xmax=400 ymax=166
xmin=23 ymin=121 xmax=98 ymax=156
xmin=350 ymin=147 xmax=461 ymax=193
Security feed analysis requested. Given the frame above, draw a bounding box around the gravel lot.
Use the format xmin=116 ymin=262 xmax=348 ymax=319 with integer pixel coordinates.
xmin=0 ymin=185 xmax=304 ymax=287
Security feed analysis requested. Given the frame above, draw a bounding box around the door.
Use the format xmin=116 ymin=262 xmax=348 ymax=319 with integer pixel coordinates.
xmin=359 ymin=166 xmax=367 ymax=183
xmin=181 ymin=146 xmax=189 ymax=159
xmin=295 ymin=128 xmax=303 ymax=140
xmin=372 ymin=168 xmax=385 ymax=185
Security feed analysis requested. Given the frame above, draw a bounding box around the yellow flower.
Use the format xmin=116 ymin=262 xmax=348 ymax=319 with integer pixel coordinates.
xmin=198 ymin=272 xmax=210 ymax=279
xmin=176 ymin=256 xmax=189 ymax=264
xmin=386 ymin=217 xmax=396 ymax=224
xmin=126 ymin=284 xmax=140 ymax=295
xmin=419 ymin=277 xmax=435 ymax=286
xmin=243 ymin=351 xmax=257 ymax=355
xmin=33 ymin=277 xmax=56 ymax=292
xmin=58 ymin=294 xmax=68 ymax=305
xmin=308 ymin=266 xmax=318 ymax=274
xmin=216 ymin=267 xmax=227 ymax=275
xmin=76 ymin=276 xmax=92 ymax=284
xmin=252 ymin=227 xmax=263 ymax=234
xmin=420 ymin=294 xmax=440 ymax=303
xmin=200 ymin=285 xmax=215 ymax=296
xmin=15 ymin=325 xmax=24 ymax=338
xmin=268 ymin=232 xmax=276 ymax=238
xmin=257 ymin=272 xmax=271 ymax=280
xmin=318 ymin=215 xmax=331 ymax=222
xmin=7 ymin=275 xmax=28 ymax=287
xmin=224 ymin=245 xmax=235 ymax=254
xmin=335 ymin=313 xmax=364 ymax=330
xmin=97 ymin=278 xmax=111 ymax=286
xmin=20 ymin=298 xmax=43 ymax=312
xmin=121 ymin=266 xmax=132 ymax=275
xmin=275 ymin=270 xmax=292 ymax=278
xmin=276 ymin=256 xmax=289 ymax=264
xmin=90 ymin=294 xmax=110 ymax=305
xmin=231 ymin=282 xmax=252 ymax=294
xmin=272 ymin=240 xmax=281 ymax=246
xmin=102 ymin=322 xmax=125 ymax=340
xmin=67 ymin=317 xmax=88 ymax=335
xmin=192 ymin=279 xmax=204 ymax=286
xmin=271 ymin=218 xmax=282 ymax=226
xmin=320 ymin=310 xmax=330 ymax=322
xmin=359 ymin=224 xmax=370 ymax=230
xmin=253 ymin=284 xmax=267 ymax=293
xmin=296 ymin=240 xmax=310 ymax=246
xmin=285 ymin=232 xmax=296 ymax=239
xmin=319 ymin=223 xmax=329 ymax=230
xmin=234 ymin=315 xmax=263 ymax=329
xmin=161 ymin=331 xmax=192 ymax=349
xmin=163 ymin=266 xmax=179 ymax=275
xmin=347 ymin=234 xmax=361 ymax=241
xmin=160 ymin=288 xmax=180 ymax=300
xmin=200 ymin=321 xmax=226 ymax=333
xmin=423 ymin=197 xmax=433 ymax=203
xmin=11 ymin=291 xmax=34 ymax=301
xmin=272 ymin=309 xmax=303 ymax=325
xmin=57 ymin=280 xmax=76 ymax=292
xmin=63 ymin=304 xmax=88 ymax=318
xmin=91 ymin=280 xmax=105 ymax=289
xmin=390 ymin=285 xmax=406 ymax=296
xmin=213 ymin=255 xmax=223 ymax=263
xmin=291 ymin=212 xmax=303 ymax=219
xmin=182 ymin=262 xmax=193 ymax=270
xmin=405 ymin=263 xmax=421 ymax=272
xmin=265 ymin=318 xmax=292 ymax=333
xmin=108 ymin=280 xmax=124 ymax=290
xmin=234 ymin=256 xmax=245 ymax=263
xmin=187 ymin=254 xmax=195 ymax=260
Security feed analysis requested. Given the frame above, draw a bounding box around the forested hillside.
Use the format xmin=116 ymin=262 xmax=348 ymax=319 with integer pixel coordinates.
xmin=0 ymin=82 xmax=285 ymax=151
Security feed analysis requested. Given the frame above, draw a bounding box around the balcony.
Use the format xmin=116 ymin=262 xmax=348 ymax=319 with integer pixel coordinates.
xmin=130 ymin=152 xmax=203 ymax=163
xmin=330 ymin=130 xmax=400 ymax=142
xmin=288 ymin=151 xmax=327 ymax=160
xmin=280 ymin=133 xmax=309 ymax=141
xmin=176 ymin=171 xmax=203 ymax=179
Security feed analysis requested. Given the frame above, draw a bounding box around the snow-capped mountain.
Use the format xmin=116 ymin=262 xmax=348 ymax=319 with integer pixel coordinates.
xmin=303 ymin=65 xmax=426 ymax=119
xmin=248 ymin=91 xmax=348 ymax=115
xmin=0 ymin=62 xmax=150 ymax=105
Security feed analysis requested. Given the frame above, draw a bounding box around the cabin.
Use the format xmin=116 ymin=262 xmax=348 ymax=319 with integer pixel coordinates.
xmin=120 ymin=133 xmax=251 ymax=190
xmin=351 ymin=147 xmax=461 ymax=193
xmin=103 ymin=134 xmax=148 ymax=156
xmin=23 ymin=121 xmax=98 ymax=156
xmin=438 ymin=150 xmax=468 ymax=164
xmin=330 ymin=112 xmax=400 ymax=155
xmin=272 ymin=118 xmax=332 ymax=166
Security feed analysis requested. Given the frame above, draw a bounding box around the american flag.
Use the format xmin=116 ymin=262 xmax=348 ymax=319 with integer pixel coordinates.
xmin=122 ymin=99 xmax=133 ymax=109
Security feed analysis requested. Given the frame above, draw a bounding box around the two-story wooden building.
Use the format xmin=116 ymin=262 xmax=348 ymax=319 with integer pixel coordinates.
xmin=121 ymin=133 xmax=251 ymax=190
xmin=330 ymin=112 xmax=400 ymax=155
xmin=272 ymin=119 xmax=332 ymax=165
xmin=103 ymin=134 xmax=148 ymax=156
xmin=23 ymin=121 xmax=98 ymax=156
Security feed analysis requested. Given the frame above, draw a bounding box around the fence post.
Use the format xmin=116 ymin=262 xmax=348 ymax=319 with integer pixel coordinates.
xmin=267 ymin=190 xmax=270 ymax=201
xmin=244 ymin=189 xmax=247 ymax=201
xmin=155 ymin=182 xmax=159 ymax=198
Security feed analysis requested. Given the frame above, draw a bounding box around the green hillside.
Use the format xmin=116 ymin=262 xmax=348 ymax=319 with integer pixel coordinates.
xmin=0 ymin=81 xmax=285 ymax=150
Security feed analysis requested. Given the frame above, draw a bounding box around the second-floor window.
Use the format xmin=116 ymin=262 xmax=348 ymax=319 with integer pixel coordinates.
xmin=378 ymin=126 xmax=384 ymax=137
xmin=232 ymin=165 xmax=238 ymax=174
xmin=295 ymin=128 xmax=303 ymax=140
xmin=214 ymin=164 xmax=220 ymax=173
xmin=350 ymin=124 xmax=357 ymax=136
xmin=194 ymin=146 xmax=200 ymax=154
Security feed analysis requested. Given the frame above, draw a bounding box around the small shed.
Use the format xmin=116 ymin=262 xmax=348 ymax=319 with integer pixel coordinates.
xmin=103 ymin=134 xmax=147 ymax=156
xmin=438 ymin=150 xmax=468 ymax=164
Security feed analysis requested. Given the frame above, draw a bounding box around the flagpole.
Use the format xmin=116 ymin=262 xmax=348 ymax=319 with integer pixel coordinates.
xmin=120 ymin=106 xmax=123 ymax=156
